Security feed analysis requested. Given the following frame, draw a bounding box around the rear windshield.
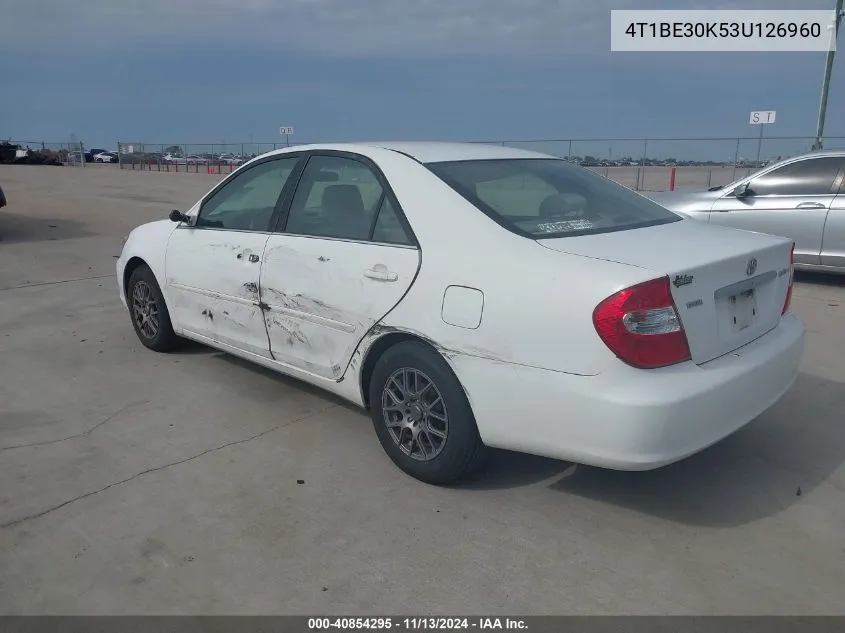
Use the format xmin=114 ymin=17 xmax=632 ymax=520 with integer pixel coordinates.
xmin=427 ymin=158 xmax=680 ymax=239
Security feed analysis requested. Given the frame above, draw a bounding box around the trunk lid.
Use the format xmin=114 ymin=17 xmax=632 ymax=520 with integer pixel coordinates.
xmin=538 ymin=219 xmax=793 ymax=365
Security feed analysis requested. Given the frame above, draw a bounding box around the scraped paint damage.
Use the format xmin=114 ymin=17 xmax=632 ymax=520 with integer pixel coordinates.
xmin=262 ymin=287 xmax=351 ymax=324
xmin=267 ymin=314 xmax=310 ymax=347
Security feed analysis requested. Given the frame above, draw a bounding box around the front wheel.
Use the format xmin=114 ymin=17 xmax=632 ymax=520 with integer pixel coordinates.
xmin=369 ymin=341 xmax=488 ymax=485
xmin=127 ymin=265 xmax=183 ymax=352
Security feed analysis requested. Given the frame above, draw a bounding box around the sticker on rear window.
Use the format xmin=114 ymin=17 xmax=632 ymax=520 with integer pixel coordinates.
xmin=536 ymin=219 xmax=594 ymax=233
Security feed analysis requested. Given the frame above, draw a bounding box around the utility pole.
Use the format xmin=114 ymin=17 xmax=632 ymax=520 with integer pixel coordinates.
xmin=812 ymin=0 xmax=844 ymax=151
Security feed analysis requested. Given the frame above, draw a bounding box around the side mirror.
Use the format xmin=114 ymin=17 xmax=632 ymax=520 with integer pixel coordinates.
xmin=169 ymin=209 xmax=190 ymax=223
xmin=732 ymin=183 xmax=752 ymax=198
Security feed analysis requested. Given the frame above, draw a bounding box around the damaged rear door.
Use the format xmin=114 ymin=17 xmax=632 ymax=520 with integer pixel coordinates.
xmin=259 ymin=153 xmax=420 ymax=380
xmin=166 ymin=156 xmax=302 ymax=356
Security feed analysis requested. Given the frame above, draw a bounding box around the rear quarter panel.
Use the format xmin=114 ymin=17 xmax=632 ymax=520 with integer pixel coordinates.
xmin=365 ymin=149 xmax=656 ymax=376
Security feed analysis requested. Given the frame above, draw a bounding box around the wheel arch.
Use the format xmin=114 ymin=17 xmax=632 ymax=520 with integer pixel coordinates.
xmin=358 ymin=329 xmax=470 ymax=411
xmin=123 ymin=256 xmax=151 ymax=303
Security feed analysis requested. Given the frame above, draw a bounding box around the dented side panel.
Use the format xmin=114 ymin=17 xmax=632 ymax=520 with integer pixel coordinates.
xmin=258 ymin=235 xmax=420 ymax=380
xmin=165 ymin=228 xmax=273 ymax=357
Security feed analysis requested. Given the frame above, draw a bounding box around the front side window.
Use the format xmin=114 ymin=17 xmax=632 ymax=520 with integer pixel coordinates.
xmin=745 ymin=157 xmax=843 ymax=197
xmin=196 ymin=157 xmax=299 ymax=231
xmin=284 ymin=155 xmax=384 ymax=240
xmin=427 ymin=158 xmax=680 ymax=239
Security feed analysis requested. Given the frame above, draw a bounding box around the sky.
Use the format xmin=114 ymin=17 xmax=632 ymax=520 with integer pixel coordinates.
xmin=1 ymin=0 xmax=843 ymax=161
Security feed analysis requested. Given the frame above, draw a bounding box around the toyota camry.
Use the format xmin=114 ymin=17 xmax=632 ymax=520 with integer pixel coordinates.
xmin=116 ymin=142 xmax=805 ymax=484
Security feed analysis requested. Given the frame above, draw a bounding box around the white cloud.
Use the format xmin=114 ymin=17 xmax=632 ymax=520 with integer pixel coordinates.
xmin=0 ymin=0 xmax=831 ymax=58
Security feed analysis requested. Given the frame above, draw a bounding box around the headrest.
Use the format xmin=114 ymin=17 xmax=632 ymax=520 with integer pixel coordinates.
xmin=539 ymin=193 xmax=587 ymax=218
xmin=321 ymin=184 xmax=365 ymax=216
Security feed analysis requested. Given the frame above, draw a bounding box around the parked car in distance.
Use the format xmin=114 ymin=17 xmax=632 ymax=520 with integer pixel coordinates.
xmin=117 ymin=142 xmax=804 ymax=485
xmin=84 ymin=148 xmax=108 ymax=162
xmin=163 ymin=153 xmax=187 ymax=165
xmin=216 ymin=154 xmax=243 ymax=166
xmin=93 ymin=151 xmax=118 ymax=163
xmin=186 ymin=155 xmax=209 ymax=165
xmin=648 ymin=150 xmax=845 ymax=274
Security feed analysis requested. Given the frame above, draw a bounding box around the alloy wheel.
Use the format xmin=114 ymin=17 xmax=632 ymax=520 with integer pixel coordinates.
xmin=131 ymin=280 xmax=160 ymax=340
xmin=381 ymin=367 xmax=449 ymax=461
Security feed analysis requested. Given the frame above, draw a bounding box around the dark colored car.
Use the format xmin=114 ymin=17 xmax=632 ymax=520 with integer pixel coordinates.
xmin=0 ymin=184 xmax=7 ymax=208
xmin=84 ymin=148 xmax=108 ymax=162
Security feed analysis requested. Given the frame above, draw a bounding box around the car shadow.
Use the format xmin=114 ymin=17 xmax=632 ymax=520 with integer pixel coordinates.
xmin=213 ymin=353 xmax=359 ymax=411
xmin=203 ymin=351 xmax=845 ymax=528
xmin=545 ymin=371 xmax=845 ymax=527
xmin=459 ymin=450 xmax=577 ymax=489
xmin=0 ymin=212 xmax=93 ymax=244
xmin=178 ymin=340 xmax=218 ymax=355
xmin=795 ymin=270 xmax=845 ymax=288
xmin=215 ymin=352 xmax=578 ymax=485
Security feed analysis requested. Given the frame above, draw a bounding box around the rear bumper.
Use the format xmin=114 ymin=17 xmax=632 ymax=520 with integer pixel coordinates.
xmin=452 ymin=313 xmax=805 ymax=470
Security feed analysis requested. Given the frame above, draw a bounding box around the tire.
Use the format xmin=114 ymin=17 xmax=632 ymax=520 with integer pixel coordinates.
xmin=127 ymin=265 xmax=183 ymax=352
xmin=369 ymin=341 xmax=488 ymax=485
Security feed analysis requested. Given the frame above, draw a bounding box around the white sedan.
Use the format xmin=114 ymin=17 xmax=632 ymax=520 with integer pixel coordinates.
xmin=93 ymin=151 xmax=118 ymax=163
xmin=116 ymin=142 xmax=805 ymax=484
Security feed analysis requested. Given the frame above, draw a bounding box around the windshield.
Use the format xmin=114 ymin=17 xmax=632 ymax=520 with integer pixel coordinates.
xmin=427 ymin=158 xmax=681 ymax=239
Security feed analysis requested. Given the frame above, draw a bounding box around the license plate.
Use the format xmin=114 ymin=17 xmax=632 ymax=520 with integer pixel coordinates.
xmin=729 ymin=289 xmax=757 ymax=332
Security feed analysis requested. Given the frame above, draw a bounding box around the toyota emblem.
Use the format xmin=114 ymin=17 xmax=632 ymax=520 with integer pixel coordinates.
xmin=746 ymin=258 xmax=758 ymax=276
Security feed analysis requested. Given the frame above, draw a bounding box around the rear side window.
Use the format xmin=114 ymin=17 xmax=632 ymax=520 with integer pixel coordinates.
xmin=746 ymin=157 xmax=843 ymax=196
xmin=372 ymin=196 xmax=413 ymax=245
xmin=427 ymin=159 xmax=680 ymax=239
xmin=284 ymin=155 xmax=384 ymax=241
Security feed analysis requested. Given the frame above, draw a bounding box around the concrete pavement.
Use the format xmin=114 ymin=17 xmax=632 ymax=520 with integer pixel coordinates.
xmin=1 ymin=165 xmax=844 ymax=615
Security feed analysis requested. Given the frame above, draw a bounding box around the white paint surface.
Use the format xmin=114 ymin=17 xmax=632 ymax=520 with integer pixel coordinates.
xmin=441 ymin=285 xmax=484 ymax=329
xmin=117 ymin=141 xmax=806 ymax=472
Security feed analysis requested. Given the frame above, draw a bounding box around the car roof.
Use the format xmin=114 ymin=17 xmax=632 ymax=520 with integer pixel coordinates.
xmin=801 ymin=149 xmax=845 ymax=157
xmin=265 ymin=141 xmax=555 ymax=164
xmin=743 ymin=149 xmax=845 ymax=173
xmin=772 ymin=149 xmax=845 ymax=162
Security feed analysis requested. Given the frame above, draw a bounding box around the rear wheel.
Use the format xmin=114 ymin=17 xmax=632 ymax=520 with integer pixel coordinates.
xmin=127 ymin=265 xmax=182 ymax=352
xmin=369 ymin=341 xmax=488 ymax=484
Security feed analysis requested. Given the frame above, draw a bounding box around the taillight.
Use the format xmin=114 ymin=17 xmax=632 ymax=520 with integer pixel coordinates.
xmin=592 ymin=276 xmax=691 ymax=369
xmin=782 ymin=242 xmax=794 ymax=314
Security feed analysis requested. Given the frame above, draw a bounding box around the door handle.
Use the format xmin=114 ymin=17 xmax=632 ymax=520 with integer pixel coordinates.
xmin=364 ymin=267 xmax=398 ymax=282
xmin=795 ymin=202 xmax=826 ymax=209
xmin=249 ymin=254 xmax=260 ymax=263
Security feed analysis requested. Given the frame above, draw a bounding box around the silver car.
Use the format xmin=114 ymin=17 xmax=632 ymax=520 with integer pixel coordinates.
xmin=649 ymin=150 xmax=845 ymax=274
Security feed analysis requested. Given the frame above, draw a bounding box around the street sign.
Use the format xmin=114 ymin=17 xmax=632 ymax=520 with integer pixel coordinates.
xmin=279 ymin=126 xmax=294 ymax=135
xmin=749 ymin=111 xmax=776 ymax=164
xmin=749 ymin=111 xmax=776 ymax=124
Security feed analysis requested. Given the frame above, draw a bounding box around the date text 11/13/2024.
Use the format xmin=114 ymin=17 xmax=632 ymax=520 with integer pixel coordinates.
xmin=307 ymin=617 xmax=528 ymax=630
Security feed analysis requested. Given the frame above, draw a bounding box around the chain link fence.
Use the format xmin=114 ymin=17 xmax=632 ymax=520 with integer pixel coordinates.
xmin=3 ymin=140 xmax=85 ymax=166
xmin=490 ymin=136 xmax=845 ymax=190
xmin=9 ymin=136 xmax=844 ymax=191
xmin=116 ymin=142 xmax=297 ymax=174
